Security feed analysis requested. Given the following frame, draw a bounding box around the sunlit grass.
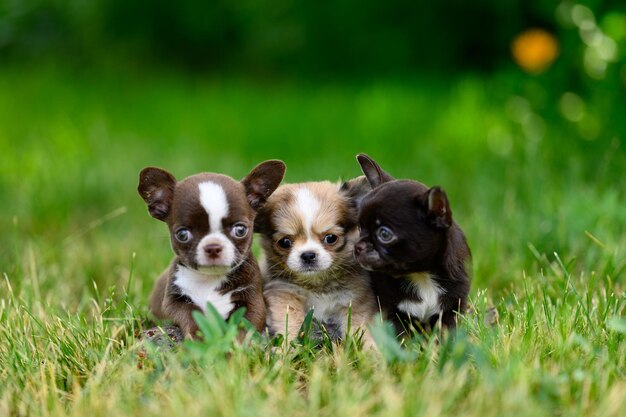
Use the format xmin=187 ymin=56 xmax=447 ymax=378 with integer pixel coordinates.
xmin=1 ymin=250 xmax=624 ymax=416
xmin=0 ymin=66 xmax=624 ymax=416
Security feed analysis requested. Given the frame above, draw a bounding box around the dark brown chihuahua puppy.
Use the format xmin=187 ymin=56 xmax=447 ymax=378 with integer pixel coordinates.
xmin=138 ymin=160 xmax=286 ymax=337
xmin=353 ymin=154 xmax=471 ymax=334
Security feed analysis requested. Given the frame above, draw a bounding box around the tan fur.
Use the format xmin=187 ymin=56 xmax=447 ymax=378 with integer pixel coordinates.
xmin=267 ymin=182 xmax=348 ymax=238
xmin=258 ymin=181 xmax=377 ymax=348
xmin=263 ymin=280 xmax=308 ymax=338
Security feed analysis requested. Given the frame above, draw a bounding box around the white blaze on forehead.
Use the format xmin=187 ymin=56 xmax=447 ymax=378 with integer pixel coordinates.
xmin=198 ymin=181 xmax=229 ymax=232
xmin=287 ymin=185 xmax=336 ymax=274
xmin=295 ymin=187 xmax=320 ymax=238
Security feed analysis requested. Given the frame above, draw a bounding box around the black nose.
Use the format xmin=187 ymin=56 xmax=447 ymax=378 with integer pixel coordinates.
xmin=204 ymin=244 xmax=223 ymax=259
xmin=355 ymin=241 xmax=367 ymax=254
xmin=300 ymin=251 xmax=317 ymax=264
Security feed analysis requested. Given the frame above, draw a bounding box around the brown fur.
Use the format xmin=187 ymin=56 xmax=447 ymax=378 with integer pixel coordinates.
xmin=256 ymin=180 xmax=377 ymax=347
xmin=139 ymin=161 xmax=285 ymax=338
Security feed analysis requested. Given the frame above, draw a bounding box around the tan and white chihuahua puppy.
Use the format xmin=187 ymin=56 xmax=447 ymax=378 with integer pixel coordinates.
xmin=255 ymin=178 xmax=377 ymax=346
xmin=138 ymin=160 xmax=286 ymax=338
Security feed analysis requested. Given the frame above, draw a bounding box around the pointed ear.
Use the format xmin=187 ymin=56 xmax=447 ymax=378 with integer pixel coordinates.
xmin=356 ymin=153 xmax=394 ymax=188
xmin=339 ymin=175 xmax=371 ymax=200
xmin=426 ymin=187 xmax=452 ymax=229
xmin=138 ymin=167 xmax=177 ymax=221
xmin=241 ymin=160 xmax=286 ymax=211
xmin=339 ymin=175 xmax=371 ymax=210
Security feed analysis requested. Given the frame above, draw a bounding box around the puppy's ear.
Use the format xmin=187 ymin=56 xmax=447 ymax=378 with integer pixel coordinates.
xmin=138 ymin=167 xmax=177 ymax=221
xmin=339 ymin=175 xmax=371 ymax=215
xmin=241 ymin=160 xmax=286 ymax=211
xmin=426 ymin=187 xmax=452 ymax=229
xmin=253 ymin=205 xmax=272 ymax=235
xmin=356 ymin=153 xmax=394 ymax=188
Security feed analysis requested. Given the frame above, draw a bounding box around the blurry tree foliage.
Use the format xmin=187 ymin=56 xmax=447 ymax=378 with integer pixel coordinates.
xmin=1 ymin=0 xmax=556 ymax=73
xmin=1 ymin=0 xmax=624 ymax=164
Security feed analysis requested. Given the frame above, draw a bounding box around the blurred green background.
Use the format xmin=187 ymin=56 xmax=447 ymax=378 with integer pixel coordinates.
xmin=0 ymin=0 xmax=624 ymax=305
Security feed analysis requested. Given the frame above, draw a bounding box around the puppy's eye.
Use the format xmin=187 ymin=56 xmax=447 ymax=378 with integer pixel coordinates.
xmin=376 ymin=226 xmax=396 ymax=244
xmin=231 ymin=223 xmax=248 ymax=239
xmin=175 ymin=228 xmax=192 ymax=243
xmin=322 ymin=234 xmax=338 ymax=245
xmin=277 ymin=237 xmax=292 ymax=249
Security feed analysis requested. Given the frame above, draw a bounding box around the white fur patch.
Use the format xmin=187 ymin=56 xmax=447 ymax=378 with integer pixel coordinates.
xmin=198 ymin=181 xmax=229 ymax=232
xmin=174 ymin=265 xmax=234 ymax=318
xmin=196 ymin=181 xmax=236 ymax=268
xmin=295 ymin=187 xmax=320 ymax=238
xmin=397 ymin=273 xmax=444 ymax=321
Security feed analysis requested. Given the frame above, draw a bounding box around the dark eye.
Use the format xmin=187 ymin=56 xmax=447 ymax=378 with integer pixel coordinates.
xmin=376 ymin=226 xmax=396 ymax=244
xmin=323 ymin=234 xmax=338 ymax=245
xmin=231 ymin=223 xmax=248 ymax=239
xmin=277 ymin=237 xmax=292 ymax=249
xmin=175 ymin=228 xmax=192 ymax=243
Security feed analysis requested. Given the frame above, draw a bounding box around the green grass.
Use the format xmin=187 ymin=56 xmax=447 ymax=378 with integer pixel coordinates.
xmin=0 ymin=65 xmax=624 ymax=416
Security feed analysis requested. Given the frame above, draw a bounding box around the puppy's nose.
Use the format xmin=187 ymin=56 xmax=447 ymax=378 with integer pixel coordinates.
xmin=354 ymin=241 xmax=367 ymax=254
xmin=300 ymin=251 xmax=317 ymax=264
xmin=204 ymin=244 xmax=223 ymax=259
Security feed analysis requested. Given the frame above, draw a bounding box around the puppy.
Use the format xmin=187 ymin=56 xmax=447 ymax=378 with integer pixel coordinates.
xmin=255 ymin=179 xmax=377 ymax=345
xmin=138 ymin=160 xmax=286 ymax=337
xmin=353 ymin=154 xmax=471 ymax=334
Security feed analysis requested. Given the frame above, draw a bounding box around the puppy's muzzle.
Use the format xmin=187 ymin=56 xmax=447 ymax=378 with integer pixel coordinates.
xmin=354 ymin=241 xmax=382 ymax=267
xmin=354 ymin=241 xmax=368 ymax=255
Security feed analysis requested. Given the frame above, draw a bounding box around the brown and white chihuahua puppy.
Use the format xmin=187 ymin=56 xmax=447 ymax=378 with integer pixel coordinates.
xmin=138 ymin=160 xmax=286 ymax=338
xmin=354 ymin=154 xmax=471 ymax=335
xmin=255 ymin=179 xmax=377 ymax=345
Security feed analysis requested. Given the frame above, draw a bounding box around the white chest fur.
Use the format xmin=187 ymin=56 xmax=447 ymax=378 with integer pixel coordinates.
xmin=397 ymin=272 xmax=444 ymax=321
xmin=174 ymin=265 xmax=234 ymax=319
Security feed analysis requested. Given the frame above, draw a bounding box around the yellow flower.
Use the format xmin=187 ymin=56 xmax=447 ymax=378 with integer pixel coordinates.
xmin=511 ymin=29 xmax=559 ymax=73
